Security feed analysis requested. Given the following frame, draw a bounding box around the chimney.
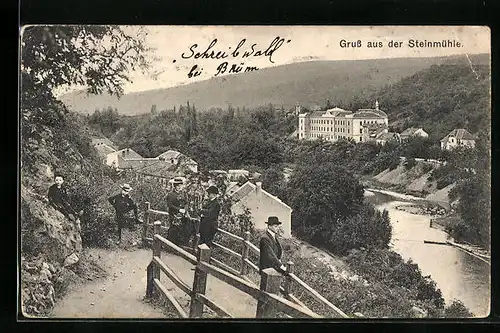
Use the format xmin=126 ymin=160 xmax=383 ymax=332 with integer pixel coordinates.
xmin=256 ymin=182 xmax=262 ymax=195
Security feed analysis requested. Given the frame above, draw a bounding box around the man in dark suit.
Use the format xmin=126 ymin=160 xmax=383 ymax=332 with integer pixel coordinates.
xmin=108 ymin=183 xmax=139 ymax=244
xmin=197 ymin=185 xmax=221 ymax=247
xmin=259 ymin=216 xmax=288 ymax=275
xmin=47 ymin=174 xmax=81 ymax=221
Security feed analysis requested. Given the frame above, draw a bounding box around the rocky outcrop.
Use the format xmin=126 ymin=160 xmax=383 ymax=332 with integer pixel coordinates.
xmin=372 ymin=160 xmax=454 ymax=207
xmin=21 ymin=185 xmax=82 ymax=265
xmin=20 ymin=180 xmax=84 ymax=317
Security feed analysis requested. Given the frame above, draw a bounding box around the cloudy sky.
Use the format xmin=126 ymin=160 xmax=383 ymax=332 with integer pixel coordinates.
xmin=57 ymin=25 xmax=491 ymax=95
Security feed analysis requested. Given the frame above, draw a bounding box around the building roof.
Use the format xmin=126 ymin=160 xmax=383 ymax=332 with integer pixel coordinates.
xmin=135 ymin=160 xmax=177 ymax=178
xmin=157 ymin=150 xmax=181 ymax=160
xmin=228 ymin=169 xmax=250 ymax=174
xmin=110 ymin=148 xmax=143 ymax=159
xmin=225 ymin=182 xmax=241 ymax=196
xmin=440 ymin=129 xmax=476 ymax=142
xmin=229 ymin=182 xmax=255 ymax=202
xmin=356 ymin=108 xmax=388 ymax=118
xmin=377 ymin=132 xmax=399 ymax=141
xmin=94 ymin=143 xmax=116 ymax=156
xmin=353 ymin=109 xmax=387 ymax=119
xmin=400 ymin=127 xmax=425 ymax=136
xmin=117 ymin=156 xmax=158 ymax=169
xmin=229 ymin=181 xmax=292 ymax=210
xmin=157 ymin=149 xmax=197 ymax=165
xmin=92 ymin=137 xmax=118 ymax=150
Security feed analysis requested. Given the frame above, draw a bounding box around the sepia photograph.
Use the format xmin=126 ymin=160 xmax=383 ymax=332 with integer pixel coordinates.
xmin=19 ymin=25 xmax=491 ymax=319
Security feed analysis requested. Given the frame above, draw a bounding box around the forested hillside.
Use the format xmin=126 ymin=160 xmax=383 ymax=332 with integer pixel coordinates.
xmin=61 ymin=54 xmax=487 ymax=116
xmin=351 ymin=61 xmax=490 ymax=140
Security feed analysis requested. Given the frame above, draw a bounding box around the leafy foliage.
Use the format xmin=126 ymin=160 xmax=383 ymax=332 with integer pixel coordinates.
xmin=345 ymin=249 xmax=445 ymax=309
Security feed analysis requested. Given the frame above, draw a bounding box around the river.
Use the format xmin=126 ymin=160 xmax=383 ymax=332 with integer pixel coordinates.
xmin=364 ymin=190 xmax=490 ymax=317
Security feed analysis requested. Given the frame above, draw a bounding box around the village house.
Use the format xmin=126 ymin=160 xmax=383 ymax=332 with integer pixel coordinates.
xmin=91 ymin=137 xmax=118 ymax=150
xmin=375 ymin=132 xmax=401 ymax=146
xmin=105 ymin=148 xmax=143 ymax=168
xmin=298 ymin=101 xmax=388 ymax=143
xmin=227 ymin=181 xmax=292 ymax=238
xmin=130 ymin=150 xmax=199 ymax=185
xmin=157 ymin=150 xmax=198 ymax=173
xmin=440 ymin=129 xmax=476 ymax=150
xmin=399 ymin=127 xmax=429 ymax=140
xmin=91 ymin=137 xmax=118 ymax=163
xmin=228 ymin=169 xmax=250 ymax=182
xmin=134 ymin=161 xmax=179 ymax=187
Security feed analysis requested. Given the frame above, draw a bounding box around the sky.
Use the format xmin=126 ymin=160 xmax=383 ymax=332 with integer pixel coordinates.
xmin=54 ymin=25 xmax=491 ymax=96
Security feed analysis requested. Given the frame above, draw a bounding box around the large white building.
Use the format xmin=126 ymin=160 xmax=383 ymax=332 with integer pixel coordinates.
xmin=298 ymin=101 xmax=389 ymax=143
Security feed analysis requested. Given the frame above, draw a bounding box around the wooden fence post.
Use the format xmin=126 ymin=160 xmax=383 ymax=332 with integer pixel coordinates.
xmin=192 ymin=219 xmax=200 ymax=253
xmin=193 ymin=233 xmax=200 ymax=251
xmin=283 ymin=261 xmax=294 ymax=295
xmin=152 ymin=221 xmax=162 ymax=282
xmin=240 ymin=231 xmax=250 ymax=276
xmin=256 ymin=268 xmax=282 ymax=318
xmin=145 ymin=261 xmax=154 ymax=299
xmin=142 ymin=202 xmax=151 ymax=246
xmin=189 ymin=244 xmax=211 ymax=318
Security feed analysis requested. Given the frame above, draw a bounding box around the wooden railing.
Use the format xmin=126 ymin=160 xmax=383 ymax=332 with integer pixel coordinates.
xmin=142 ymin=202 xmax=351 ymax=318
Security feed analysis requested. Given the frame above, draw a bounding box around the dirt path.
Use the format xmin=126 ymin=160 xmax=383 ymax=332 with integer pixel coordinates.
xmin=51 ymin=247 xmax=167 ymax=318
xmin=51 ymin=246 xmax=257 ymax=318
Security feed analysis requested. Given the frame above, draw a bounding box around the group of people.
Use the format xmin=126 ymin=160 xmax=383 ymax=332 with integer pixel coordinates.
xmin=47 ymin=174 xmax=291 ymax=276
xmin=164 ymin=177 xmax=221 ymax=248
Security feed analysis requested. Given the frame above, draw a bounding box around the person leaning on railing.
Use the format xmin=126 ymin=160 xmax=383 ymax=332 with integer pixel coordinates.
xmin=185 ymin=185 xmax=221 ymax=248
xmin=259 ymin=216 xmax=289 ymax=276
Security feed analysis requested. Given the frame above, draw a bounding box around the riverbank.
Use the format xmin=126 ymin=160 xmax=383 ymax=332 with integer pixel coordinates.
xmin=366 ymin=184 xmax=489 ymax=260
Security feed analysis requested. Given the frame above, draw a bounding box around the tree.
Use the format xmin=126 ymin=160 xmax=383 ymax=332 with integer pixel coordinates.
xmin=287 ymin=163 xmax=365 ymax=244
xmin=21 ymin=25 xmax=150 ymax=147
xmin=261 ymin=166 xmax=287 ymax=200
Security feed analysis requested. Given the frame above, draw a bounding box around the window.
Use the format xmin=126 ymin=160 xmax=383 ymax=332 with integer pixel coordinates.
xmin=360 ymin=137 xmax=362 ymax=142
xmin=360 ymin=129 xmax=363 ymax=134
xmin=347 ymin=129 xmax=350 ymax=133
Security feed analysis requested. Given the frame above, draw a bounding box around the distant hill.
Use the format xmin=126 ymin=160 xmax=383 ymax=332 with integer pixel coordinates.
xmin=60 ymin=54 xmax=489 ymax=116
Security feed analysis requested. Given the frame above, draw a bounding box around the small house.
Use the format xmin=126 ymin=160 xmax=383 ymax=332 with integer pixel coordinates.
xmin=400 ymin=127 xmax=429 ymax=140
xmin=106 ymin=148 xmax=142 ymax=168
xmin=440 ymin=129 xmax=476 ymax=150
xmin=227 ymin=181 xmax=292 ymax=238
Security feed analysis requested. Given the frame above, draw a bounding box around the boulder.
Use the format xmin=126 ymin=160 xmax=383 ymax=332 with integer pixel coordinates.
xmin=411 ymin=305 xmax=428 ymax=318
xmin=63 ymin=253 xmax=79 ymax=267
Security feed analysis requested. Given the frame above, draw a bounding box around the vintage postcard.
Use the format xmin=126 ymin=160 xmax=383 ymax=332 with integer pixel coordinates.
xmin=19 ymin=25 xmax=491 ymax=319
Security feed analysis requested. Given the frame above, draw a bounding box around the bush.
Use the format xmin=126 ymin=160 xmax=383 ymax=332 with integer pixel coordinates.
xmin=405 ymin=157 xmax=417 ymax=170
xmin=327 ymin=205 xmax=392 ymax=255
xmin=444 ymin=299 xmax=474 ymax=318
xmin=345 ymin=248 xmax=446 ymax=312
xmin=421 ymin=163 xmax=434 ymax=174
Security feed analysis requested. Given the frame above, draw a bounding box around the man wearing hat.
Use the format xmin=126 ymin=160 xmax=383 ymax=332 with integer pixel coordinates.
xmin=167 ymin=178 xmax=186 ymax=222
xmin=259 ymin=216 xmax=288 ymax=275
xmin=188 ymin=185 xmax=221 ymax=248
xmin=166 ymin=178 xmax=188 ymax=245
xmin=108 ymin=183 xmax=139 ymax=244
